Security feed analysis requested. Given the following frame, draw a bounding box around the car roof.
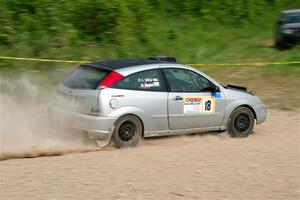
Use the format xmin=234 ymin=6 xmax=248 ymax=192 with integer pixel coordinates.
xmin=282 ymin=9 xmax=300 ymax=14
xmin=81 ymin=57 xmax=177 ymax=71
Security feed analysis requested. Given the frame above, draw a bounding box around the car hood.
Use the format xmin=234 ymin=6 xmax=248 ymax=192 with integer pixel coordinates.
xmin=282 ymin=23 xmax=300 ymax=29
xmin=223 ymin=86 xmax=262 ymax=105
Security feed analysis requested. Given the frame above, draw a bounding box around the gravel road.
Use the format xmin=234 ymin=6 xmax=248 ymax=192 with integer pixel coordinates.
xmin=0 ymin=110 xmax=299 ymax=200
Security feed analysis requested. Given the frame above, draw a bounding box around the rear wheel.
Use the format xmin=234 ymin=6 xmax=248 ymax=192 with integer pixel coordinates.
xmin=227 ymin=107 xmax=255 ymax=138
xmin=112 ymin=115 xmax=143 ymax=148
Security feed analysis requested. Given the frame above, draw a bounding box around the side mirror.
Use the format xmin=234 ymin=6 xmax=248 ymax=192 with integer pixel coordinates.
xmin=211 ymin=85 xmax=220 ymax=93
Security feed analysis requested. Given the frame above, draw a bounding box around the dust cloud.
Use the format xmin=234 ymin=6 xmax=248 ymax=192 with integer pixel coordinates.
xmin=0 ymin=75 xmax=98 ymax=161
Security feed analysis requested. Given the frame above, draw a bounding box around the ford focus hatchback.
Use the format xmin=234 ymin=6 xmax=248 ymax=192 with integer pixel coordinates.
xmin=48 ymin=56 xmax=267 ymax=148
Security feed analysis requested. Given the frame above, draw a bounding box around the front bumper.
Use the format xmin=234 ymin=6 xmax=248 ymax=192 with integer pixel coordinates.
xmin=48 ymin=105 xmax=117 ymax=141
xmin=253 ymin=103 xmax=267 ymax=124
xmin=282 ymin=34 xmax=300 ymax=44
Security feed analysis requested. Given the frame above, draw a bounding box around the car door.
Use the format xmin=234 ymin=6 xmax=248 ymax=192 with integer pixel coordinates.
xmin=163 ymin=67 xmax=225 ymax=130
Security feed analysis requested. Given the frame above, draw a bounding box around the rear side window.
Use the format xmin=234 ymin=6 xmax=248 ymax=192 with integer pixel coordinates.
xmin=63 ymin=66 xmax=108 ymax=89
xmin=112 ymin=69 xmax=164 ymax=91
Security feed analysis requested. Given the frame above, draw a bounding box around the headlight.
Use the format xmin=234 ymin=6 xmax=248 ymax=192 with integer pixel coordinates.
xmin=283 ymin=29 xmax=294 ymax=34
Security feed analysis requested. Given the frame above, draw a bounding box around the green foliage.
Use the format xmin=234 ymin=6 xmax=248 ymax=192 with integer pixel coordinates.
xmin=0 ymin=0 xmax=300 ymax=110
xmin=0 ymin=0 xmax=300 ymax=60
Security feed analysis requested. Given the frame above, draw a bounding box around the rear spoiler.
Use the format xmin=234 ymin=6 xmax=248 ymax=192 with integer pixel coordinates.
xmin=80 ymin=63 xmax=113 ymax=71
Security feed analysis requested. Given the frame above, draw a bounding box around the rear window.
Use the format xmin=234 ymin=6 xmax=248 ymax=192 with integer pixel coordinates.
xmin=63 ymin=66 xmax=108 ymax=90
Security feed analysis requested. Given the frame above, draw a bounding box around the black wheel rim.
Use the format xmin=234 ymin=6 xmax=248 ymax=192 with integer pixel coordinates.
xmin=234 ymin=113 xmax=250 ymax=132
xmin=119 ymin=121 xmax=136 ymax=142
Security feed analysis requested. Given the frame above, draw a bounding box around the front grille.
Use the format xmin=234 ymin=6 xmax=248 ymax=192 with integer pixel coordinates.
xmin=291 ymin=28 xmax=300 ymax=36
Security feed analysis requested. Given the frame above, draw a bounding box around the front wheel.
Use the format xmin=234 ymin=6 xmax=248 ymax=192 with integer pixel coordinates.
xmin=112 ymin=115 xmax=143 ymax=148
xmin=227 ymin=107 xmax=255 ymax=138
xmin=275 ymin=35 xmax=288 ymax=50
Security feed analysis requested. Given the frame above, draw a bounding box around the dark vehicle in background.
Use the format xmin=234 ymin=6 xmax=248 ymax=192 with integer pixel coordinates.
xmin=275 ymin=9 xmax=300 ymax=49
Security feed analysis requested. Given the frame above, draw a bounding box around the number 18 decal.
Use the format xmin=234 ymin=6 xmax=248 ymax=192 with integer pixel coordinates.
xmin=202 ymin=97 xmax=215 ymax=113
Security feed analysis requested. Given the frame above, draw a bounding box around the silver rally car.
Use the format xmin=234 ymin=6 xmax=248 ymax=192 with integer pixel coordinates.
xmin=49 ymin=56 xmax=267 ymax=148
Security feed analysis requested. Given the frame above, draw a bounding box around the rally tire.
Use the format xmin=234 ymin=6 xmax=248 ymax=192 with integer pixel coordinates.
xmin=112 ymin=115 xmax=143 ymax=148
xmin=227 ymin=107 xmax=255 ymax=138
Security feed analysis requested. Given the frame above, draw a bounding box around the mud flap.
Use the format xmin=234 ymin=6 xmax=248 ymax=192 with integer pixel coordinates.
xmin=95 ymin=139 xmax=111 ymax=148
xmin=87 ymin=127 xmax=115 ymax=148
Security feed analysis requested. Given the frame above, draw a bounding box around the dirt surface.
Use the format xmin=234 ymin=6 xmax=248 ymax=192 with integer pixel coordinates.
xmin=0 ymin=110 xmax=299 ymax=200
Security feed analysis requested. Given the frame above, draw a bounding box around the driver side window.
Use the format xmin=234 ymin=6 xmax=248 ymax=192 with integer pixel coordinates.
xmin=163 ymin=68 xmax=210 ymax=92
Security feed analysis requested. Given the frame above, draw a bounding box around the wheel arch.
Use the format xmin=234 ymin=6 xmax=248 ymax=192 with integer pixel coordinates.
xmin=109 ymin=106 xmax=158 ymax=137
xmin=238 ymin=104 xmax=257 ymax=119
xmin=222 ymin=99 xmax=258 ymax=127
xmin=113 ymin=113 xmax=145 ymax=137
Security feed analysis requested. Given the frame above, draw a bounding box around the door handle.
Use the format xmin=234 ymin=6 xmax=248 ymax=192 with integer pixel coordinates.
xmin=173 ymin=96 xmax=183 ymax=101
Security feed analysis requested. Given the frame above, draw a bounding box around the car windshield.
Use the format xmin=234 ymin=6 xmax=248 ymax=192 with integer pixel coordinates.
xmin=285 ymin=12 xmax=300 ymax=23
xmin=63 ymin=66 xmax=108 ymax=89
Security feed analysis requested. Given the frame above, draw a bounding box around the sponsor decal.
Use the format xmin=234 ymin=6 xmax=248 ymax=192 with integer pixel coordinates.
xmin=212 ymin=92 xmax=221 ymax=99
xmin=138 ymin=77 xmax=160 ymax=88
xmin=183 ymin=96 xmax=215 ymax=113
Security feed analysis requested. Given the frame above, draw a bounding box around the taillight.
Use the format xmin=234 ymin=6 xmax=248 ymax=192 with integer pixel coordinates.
xmin=98 ymin=71 xmax=124 ymax=90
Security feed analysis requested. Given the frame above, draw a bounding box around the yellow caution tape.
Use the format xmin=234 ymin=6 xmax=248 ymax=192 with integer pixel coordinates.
xmin=0 ymin=55 xmax=300 ymax=66
xmin=188 ymin=61 xmax=300 ymax=66
xmin=0 ymin=56 xmax=87 ymax=63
